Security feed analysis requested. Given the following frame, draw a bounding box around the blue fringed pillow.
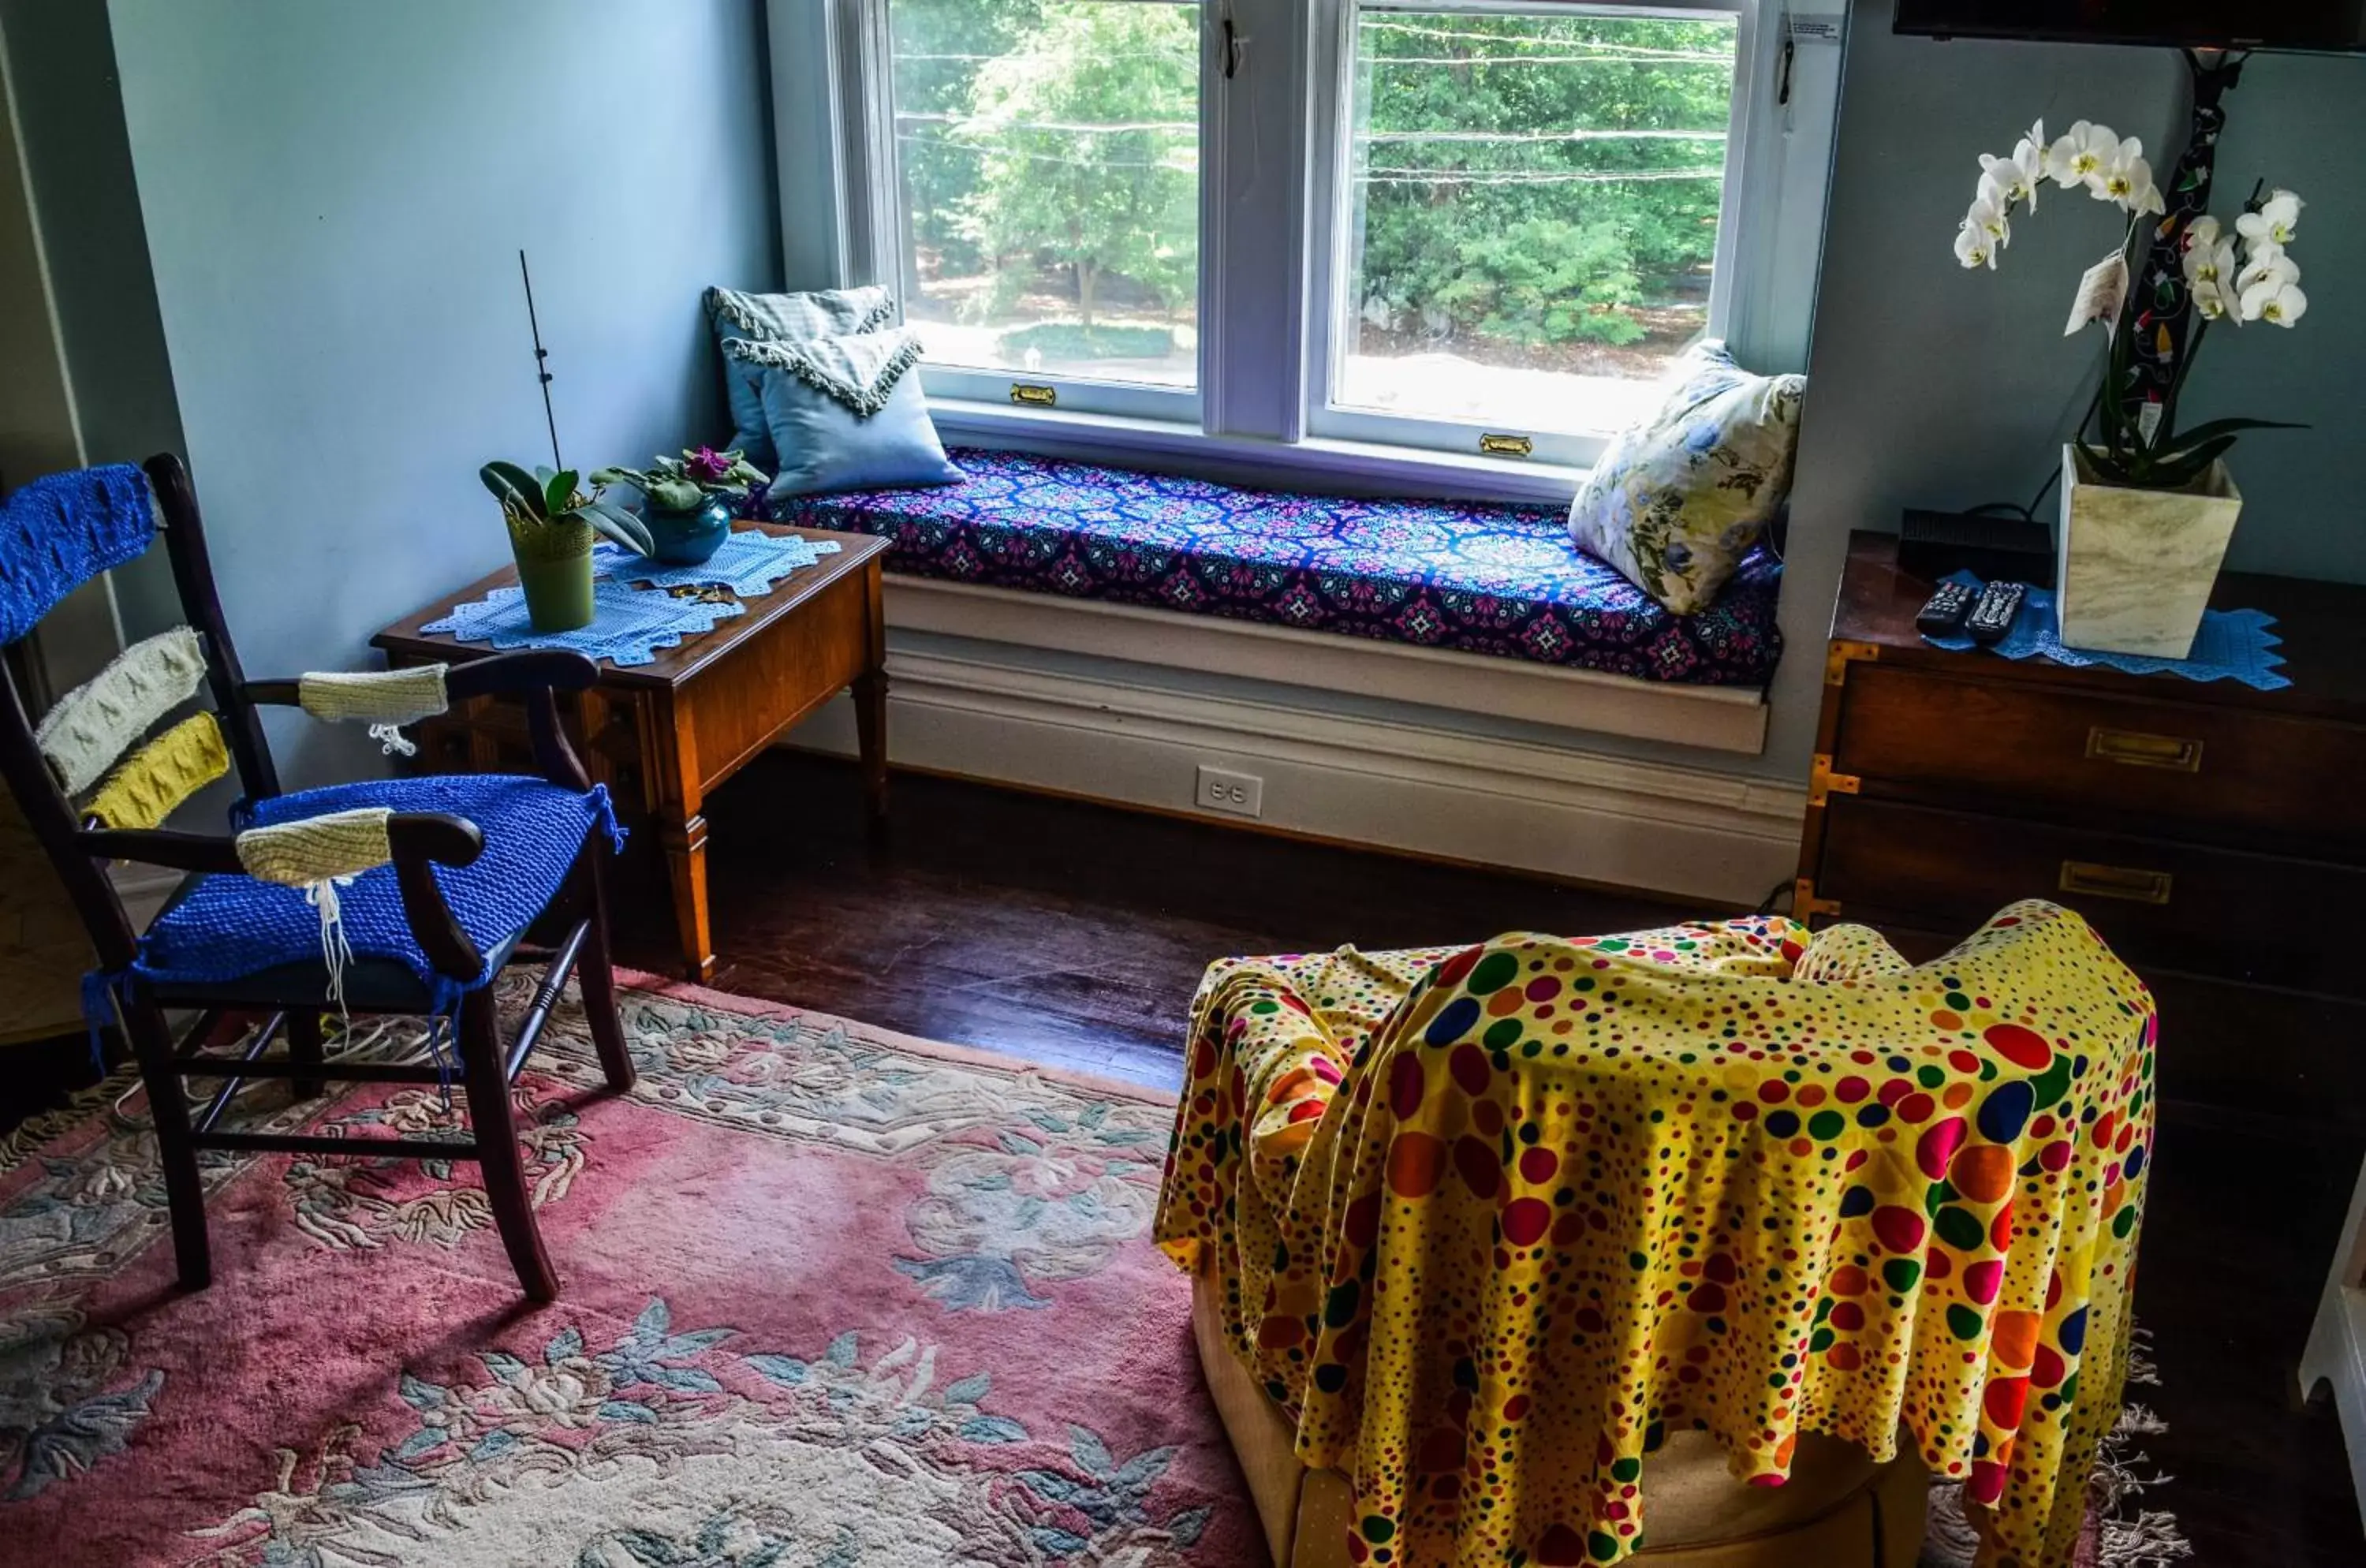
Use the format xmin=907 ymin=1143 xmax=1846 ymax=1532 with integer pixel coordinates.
xmin=733 ymin=327 xmax=965 ymax=499
xmin=703 ymin=284 xmax=896 ymax=471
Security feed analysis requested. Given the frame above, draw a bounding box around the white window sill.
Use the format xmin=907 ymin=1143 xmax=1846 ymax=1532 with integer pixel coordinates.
xmin=926 ymin=398 xmax=1589 ymax=510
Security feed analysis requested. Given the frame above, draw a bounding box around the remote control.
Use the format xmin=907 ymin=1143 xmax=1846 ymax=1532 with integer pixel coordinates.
xmin=1915 ymin=580 xmax=1978 ymax=637
xmin=1965 ymin=580 xmax=2028 ymax=645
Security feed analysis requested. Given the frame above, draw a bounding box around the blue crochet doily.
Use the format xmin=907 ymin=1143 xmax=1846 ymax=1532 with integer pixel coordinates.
xmin=595 ymin=529 xmax=842 ymax=597
xmin=421 ymin=577 xmax=745 ymax=667
xmin=1924 ymin=571 xmax=2290 ymax=691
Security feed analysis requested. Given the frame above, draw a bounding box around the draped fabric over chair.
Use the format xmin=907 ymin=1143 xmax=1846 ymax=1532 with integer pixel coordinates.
xmin=1156 ymin=902 xmax=2155 ymax=1568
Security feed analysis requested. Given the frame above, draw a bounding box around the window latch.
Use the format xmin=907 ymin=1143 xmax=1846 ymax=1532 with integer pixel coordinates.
xmin=1222 ymin=17 xmax=1241 ymax=80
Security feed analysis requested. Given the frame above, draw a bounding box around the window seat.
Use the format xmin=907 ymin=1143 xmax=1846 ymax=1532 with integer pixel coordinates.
xmin=772 ymin=448 xmax=1783 ymax=689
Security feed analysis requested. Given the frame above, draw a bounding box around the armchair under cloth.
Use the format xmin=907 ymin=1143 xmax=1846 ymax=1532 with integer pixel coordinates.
xmin=0 ymin=456 xmax=636 ymax=1302
xmin=1155 ymin=902 xmax=2156 ymax=1568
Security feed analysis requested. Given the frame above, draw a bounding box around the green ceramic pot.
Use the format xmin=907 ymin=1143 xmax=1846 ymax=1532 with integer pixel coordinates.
xmin=516 ymin=545 xmax=595 ymax=632
xmin=644 ymin=495 xmax=733 ymax=566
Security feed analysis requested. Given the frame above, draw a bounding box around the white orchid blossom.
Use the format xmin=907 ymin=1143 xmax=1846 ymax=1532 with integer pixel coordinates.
xmin=2087 ymin=138 xmax=2163 ymax=214
xmin=1954 ymin=223 xmax=1996 ymax=270
xmin=2235 ymin=242 xmax=2299 ymax=295
xmin=2240 ymin=276 xmax=2308 ymax=326
xmin=2047 ymin=121 xmax=2118 ymax=189
xmin=2184 ymin=215 xmax=2222 ymax=252
xmin=2236 ymin=188 xmax=2304 ymax=248
xmin=1980 ymin=124 xmax=2045 ymax=211
xmin=1968 ymin=195 xmax=2011 ymax=248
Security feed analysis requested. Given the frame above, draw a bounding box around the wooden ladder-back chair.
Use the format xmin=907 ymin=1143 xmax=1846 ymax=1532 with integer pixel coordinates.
xmin=0 ymin=454 xmax=636 ymax=1302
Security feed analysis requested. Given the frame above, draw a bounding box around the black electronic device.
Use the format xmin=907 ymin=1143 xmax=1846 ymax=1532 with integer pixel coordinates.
xmin=1899 ymin=509 xmax=2055 ymax=588
xmin=1915 ymin=580 xmax=1979 ymax=637
xmin=1894 ymin=1 xmax=2366 ymax=52
xmin=1965 ymin=581 xmax=2029 ymax=645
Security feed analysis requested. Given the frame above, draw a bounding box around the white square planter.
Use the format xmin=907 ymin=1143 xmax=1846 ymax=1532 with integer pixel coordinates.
xmin=2054 ymin=444 xmax=2242 ymax=660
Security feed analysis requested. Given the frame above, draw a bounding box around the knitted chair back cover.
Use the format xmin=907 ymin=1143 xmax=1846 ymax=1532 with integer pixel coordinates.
xmin=133 ymin=775 xmax=623 ymax=1006
xmin=0 ymin=465 xmax=154 ymax=645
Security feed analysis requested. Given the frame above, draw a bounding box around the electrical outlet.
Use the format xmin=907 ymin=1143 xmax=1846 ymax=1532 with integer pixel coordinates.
xmin=1194 ymin=764 xmax=1264 ymax=819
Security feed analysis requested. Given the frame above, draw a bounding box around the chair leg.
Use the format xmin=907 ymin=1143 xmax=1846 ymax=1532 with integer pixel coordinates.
xmin=286 ymin=1010 xmax=323 ymax=1099
xmin=124 ymin=992 xmax=211 ymax=1291
xmin=578 ymin=844 xmax=636 ymax=1095
xmin=457 ymin=987 xmax=557 ymax=1302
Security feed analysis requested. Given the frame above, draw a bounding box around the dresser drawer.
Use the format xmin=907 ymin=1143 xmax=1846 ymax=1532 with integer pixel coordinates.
xmin=1812 ymin=794 xmax=2366 ymax=997
xmin=1832 ymin=663 xmax=2366 ymax=855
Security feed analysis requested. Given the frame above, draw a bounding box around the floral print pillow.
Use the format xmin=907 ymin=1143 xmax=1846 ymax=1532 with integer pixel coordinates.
xmin=1566 ymin=341 xmax=1805 ymax=614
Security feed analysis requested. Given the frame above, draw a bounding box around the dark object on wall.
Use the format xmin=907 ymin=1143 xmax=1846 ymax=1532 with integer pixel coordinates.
xmin=1898 ymin=508 xmax=2054 ymax=587
xmin=1894 ymin=2 xmax=2366 ymax=51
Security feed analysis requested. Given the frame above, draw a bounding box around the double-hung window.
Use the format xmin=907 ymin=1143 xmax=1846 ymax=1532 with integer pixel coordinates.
xmin=808 ymin=0 xmax=1838 ymax=482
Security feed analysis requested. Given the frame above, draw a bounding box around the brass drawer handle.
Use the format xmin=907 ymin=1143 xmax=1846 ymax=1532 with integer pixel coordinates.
xmin=2058 ymin=861 xmax=2173 ymax=905
xmin=2084 ymin=726 xmax=2203 ymax=772
xmin=1479 ymin=432 xmax=1534 ymax=457
xmin=1009 ymin=383 xmax=1057 ymax=408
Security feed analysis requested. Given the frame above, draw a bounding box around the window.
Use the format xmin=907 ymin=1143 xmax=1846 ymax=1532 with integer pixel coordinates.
xmin=1316 ymin=6 xmax=1741 ymax=452
xmin=819 ymin=0 xmax=1836 ymax=480
xmin=884 ymin=0 xmax=1202 ymax=409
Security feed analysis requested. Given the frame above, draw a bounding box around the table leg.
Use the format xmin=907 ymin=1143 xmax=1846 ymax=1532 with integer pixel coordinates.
xmin=854 ymin=670 xmax=889 ymax=830
xmin=857 ymin=560 xmax=889 ymax=833
xmin=659 ymin=811 xmax=715 ymax=983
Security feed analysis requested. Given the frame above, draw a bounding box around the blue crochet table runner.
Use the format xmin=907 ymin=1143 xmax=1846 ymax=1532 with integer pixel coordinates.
xmin=1922 ymin=570 xmax=2289 ymax=691
xmin=595 ymin=528 xmax=841 ymax=597
xmin=422 ymin=577 xmax=746 ymax=667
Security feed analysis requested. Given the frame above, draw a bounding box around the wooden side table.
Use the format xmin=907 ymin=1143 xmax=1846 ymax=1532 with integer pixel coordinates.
xmin=373 ymin=524 xmax=890 ymax=980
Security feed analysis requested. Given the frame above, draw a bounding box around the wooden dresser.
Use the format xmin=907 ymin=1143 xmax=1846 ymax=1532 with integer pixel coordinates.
xmin=1797 ymin=532 xmax=2366 ymax=1124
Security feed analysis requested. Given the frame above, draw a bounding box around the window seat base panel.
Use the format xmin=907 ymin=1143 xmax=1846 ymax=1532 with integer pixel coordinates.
xmin=771 ymin=448 xmax=1782 ymax=689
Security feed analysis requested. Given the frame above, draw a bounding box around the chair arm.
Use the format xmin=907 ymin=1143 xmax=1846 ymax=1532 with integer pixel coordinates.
xmin=77 ymin=827 xmax=244 ymax=875
xmin=241 ymin=650 xmax=598 ymax=708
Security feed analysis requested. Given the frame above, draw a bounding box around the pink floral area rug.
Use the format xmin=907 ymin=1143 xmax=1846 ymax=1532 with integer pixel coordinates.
xmin=0 ymin=974 xmax=1258 ymax=1566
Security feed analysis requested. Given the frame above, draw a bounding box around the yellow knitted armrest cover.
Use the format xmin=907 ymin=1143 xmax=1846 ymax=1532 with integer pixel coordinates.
xmin=295 ymin=664 xmax=449 ymax=726
xmin=83 ymin=711 xmax=229 ymax=831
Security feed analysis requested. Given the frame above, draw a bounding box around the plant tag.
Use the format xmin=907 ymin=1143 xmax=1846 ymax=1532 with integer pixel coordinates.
xmin=2064 ymin=251 xmax=2129 ymax=337
xmin=2136 ymin=401 xmax=2163 ymax=444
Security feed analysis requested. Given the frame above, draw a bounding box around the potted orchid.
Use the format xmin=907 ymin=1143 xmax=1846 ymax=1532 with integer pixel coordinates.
xmin=1955 ymin=118 xmax=2308 ymax=659
xmin=591 ymin=446 xmax=769 ymax=566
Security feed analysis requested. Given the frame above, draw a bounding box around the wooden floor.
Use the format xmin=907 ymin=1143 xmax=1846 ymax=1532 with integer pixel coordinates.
xmin=642 ymin=752 xmax=2366 ymax=1567
xmin=5 ymin=749 xmax=2360 ymax=1562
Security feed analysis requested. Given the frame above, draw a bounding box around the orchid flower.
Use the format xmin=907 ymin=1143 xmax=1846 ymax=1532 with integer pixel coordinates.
xmin=2184 ymin=214 xmax=2222 ymax=252
xmin=1954 ymin=223 xmax=1996 ymax=271
xmin=2088 ymin=138 xmax=2163 ymax=214
xmin=2236 ymin=189 xmax=2304 ymax=248
xmin=2182 ymin=236 xmax=2237 ymax=293
xmin=2190 ymin=274 xmax=2235 ymax=321
xmin=2047 ymin=121 xmax=2118 ymax=189
xmin=2240 ymin=276 xmax=2308 ymax=327
xmin=2235 ymin=242 xmax=2299 ymax=295
xmin=1980 ymin=121 xmax=2045 ymax=211
xmin=1966 ymin=195 xmax=2011 ymax=251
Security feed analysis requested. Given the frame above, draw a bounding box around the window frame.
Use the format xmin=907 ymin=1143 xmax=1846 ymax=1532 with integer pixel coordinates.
xmin=809 ymin=0 xmax=1838 ymax=489
xmin=1302 ymin=0 xmax=1758 ymax=469
xmin=848 ymin=0 xmax=1211 ymax=424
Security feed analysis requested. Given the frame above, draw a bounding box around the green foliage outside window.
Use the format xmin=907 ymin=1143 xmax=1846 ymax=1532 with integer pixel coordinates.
xmin=890 ymin=1 xmax=1734 ymax=356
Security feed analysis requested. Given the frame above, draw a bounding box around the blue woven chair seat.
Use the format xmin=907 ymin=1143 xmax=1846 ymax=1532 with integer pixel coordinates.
xmin=134 ymin=775 xmax=622 ymax=1010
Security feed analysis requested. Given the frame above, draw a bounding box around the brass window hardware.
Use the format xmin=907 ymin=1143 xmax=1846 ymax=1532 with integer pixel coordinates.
xmin=2058 ymin=861 xmax=2173 ymax=905
xmin=1009 ymin=383 xmax=1058 ymax=408
xmin=2084 ymin=726 xmax=2204 ymax=773
xmin=1479 ymin=432 xmax=1534 ymax=457
xmin=1807 ymin=753 xmax=1860 ymax=808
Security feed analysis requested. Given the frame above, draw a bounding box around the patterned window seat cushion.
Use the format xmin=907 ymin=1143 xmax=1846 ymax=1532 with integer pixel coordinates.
xmin=771 ymin=449 xmax=1782 ymax=686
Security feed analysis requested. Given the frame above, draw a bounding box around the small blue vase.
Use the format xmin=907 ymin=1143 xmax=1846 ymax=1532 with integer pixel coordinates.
xmin=643 ymin=496 xmax=732 ymax=566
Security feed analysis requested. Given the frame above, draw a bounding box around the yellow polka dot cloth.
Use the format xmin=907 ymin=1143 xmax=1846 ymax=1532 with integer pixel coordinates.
xmin=1155 ymin=901 xmax=2155 ymax=1568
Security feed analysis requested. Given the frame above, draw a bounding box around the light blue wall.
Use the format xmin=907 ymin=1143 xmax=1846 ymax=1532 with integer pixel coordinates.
xmin=103 ymin=0 xmax=778 ymax=786
xmin=1767 ymin=6 xmax=2366 ymax=783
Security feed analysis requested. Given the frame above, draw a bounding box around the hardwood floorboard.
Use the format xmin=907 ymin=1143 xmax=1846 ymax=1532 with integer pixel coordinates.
xmin=4 ymin=748 xmax=2357 ymax=1559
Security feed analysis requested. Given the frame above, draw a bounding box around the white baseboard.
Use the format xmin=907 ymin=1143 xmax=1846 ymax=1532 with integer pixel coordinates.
xmin=786 ymin=644 xmax=1807 ymax=907
xmin=884 ymin=575 xmax=1772 ymax=756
